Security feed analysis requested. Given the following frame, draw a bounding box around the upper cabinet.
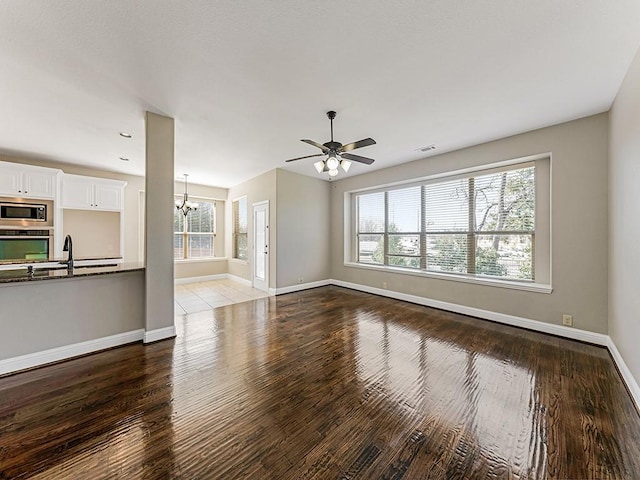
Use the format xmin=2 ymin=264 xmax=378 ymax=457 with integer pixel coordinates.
xmin=62 ymin=174 xmax=127 ymax=212
xmin=0 ymin=161 xmax=59 ymax=199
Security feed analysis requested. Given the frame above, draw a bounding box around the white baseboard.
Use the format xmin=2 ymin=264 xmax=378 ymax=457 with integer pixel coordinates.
xmin=0 ymin=329 xmax=144 ymax=376
xmin=331 ymin=279 xmax=609 ymax=346
xmin=174 ymin=274 xmax=227 ymax=285
xmin=275 ymin=279 xmax=332 ymax=295
xmin=606 ymin=337 xmax=640 ymax=412
xmin=143 ymin=325 xmax=176 ymax=344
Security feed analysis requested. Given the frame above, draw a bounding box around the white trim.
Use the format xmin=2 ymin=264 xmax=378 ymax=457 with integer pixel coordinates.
xmin=275 ymin=279 xmax=332 ymax=295
xmin=331 ymin=279 xmax=607 ymax=346
xmin=268 ymin=288 xmax=277 ymax=296
xmin=143 ymin=325 xmax=176 ymax=344
xmin=343 ymin=262 xmax=553 ymax=294
xmin=0 ymin=329 xmax=144 ymax=376
xmin=228 ymin=274 xmax=252 ymax=287
xmin=174 ymin=273 xmax=227 ymax=285
xmin=607 ymin=337 xmax=640 ymax=412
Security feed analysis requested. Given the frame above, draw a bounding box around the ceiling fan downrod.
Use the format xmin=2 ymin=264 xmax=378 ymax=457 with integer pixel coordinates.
xmin=327 ymin=111 xmax=336 ymax=143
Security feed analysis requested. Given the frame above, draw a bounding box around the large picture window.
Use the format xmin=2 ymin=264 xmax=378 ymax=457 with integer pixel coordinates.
xmin=232 ymin=197 xmax=248 ymax=261
xmin=355 ymin=162 xmax=537 ymax=282
xmin=174 ymin=198 xmax=215 ymax=259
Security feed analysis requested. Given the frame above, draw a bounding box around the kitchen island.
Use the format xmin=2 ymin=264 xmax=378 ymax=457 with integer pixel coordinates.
xmin=0 ymin=261 xmax=147 ymax=376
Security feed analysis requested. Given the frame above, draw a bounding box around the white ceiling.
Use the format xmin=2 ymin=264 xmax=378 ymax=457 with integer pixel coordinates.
xmin=1 ymin=1 xmax=639 ymax=188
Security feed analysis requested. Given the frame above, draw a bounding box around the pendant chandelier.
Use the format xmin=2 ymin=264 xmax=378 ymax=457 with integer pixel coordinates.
xmin=175 ymin=174 xmax=198 ymax=216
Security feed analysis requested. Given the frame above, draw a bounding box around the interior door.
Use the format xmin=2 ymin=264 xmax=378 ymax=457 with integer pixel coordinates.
xmin=252 ymin=201 xmax=269 ymax=292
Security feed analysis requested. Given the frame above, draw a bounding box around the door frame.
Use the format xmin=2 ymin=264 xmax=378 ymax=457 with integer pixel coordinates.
xmin=252 ymin=200 xmax=269 ymax=292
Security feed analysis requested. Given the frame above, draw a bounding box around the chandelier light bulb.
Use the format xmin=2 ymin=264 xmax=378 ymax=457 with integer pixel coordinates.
xmin=314 ymin=161 xmax=325 ymax=173
xmin=328 ymin=169 xmax=339 ymax=177
xmin=340 ymin=159 xmax=352 ymax=172
xmin=326 ymin=154 xmax=339 ymax=171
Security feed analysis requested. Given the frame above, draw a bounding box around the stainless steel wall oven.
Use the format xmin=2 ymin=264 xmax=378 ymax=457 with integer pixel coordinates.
xmin=0 ymin=198 xmax=54 ymax=260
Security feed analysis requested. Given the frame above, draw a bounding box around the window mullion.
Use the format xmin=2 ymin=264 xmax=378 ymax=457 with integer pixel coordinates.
xmin=420 ymin=185 xmax=426 ymax=270
xmin=468 ymin=177 xmax=476 ymax=275
xmin=383 ymin=191 xmax=389 ymax=266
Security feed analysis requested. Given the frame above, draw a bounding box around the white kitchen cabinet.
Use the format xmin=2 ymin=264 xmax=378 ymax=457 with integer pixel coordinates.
xmin=62 ymin=174 xmax=126 ymax=211
xmin=0 ymin=161 xmax=58 ymax=199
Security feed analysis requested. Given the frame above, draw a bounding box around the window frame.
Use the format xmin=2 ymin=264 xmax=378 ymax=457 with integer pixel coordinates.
xmin=232 ymin=196 xmax=248 ymax=262
xmin=347 ymin=155 xmax=552 ymax=293
xmin=174 ymin=195 xmax=216 ymax=260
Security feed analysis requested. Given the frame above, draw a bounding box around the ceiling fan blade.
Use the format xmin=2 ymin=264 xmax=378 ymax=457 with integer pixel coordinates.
xmin=284 ymin=153 xmax=324 ymax=163
xmin=301 ymin=139 xmax=330 ymax=153
xmin=340 ymin=138 xmax=376 ymax=152
xmin=342 ymin=152 xmax=375 ymax=165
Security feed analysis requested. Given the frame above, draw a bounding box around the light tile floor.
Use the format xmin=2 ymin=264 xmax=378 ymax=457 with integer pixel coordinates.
xmin=175 ymin=278 xmax=269 ymax=315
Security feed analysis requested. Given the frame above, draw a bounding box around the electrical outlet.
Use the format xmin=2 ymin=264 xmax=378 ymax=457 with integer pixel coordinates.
xmin=382 ymin=282 xmax=388 ymax=289
xmin=563 ymin=314 xmax=573 ymax=327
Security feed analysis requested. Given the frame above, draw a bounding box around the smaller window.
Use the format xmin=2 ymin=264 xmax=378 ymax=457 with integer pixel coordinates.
xmin=174 ymin=198 xmax=216 ymax=259
xmin=233 ymin=197 xmax=248 ymax=261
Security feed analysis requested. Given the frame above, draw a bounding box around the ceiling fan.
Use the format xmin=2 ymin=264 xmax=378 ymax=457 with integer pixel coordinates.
xmin=285 ymin=111 xmax=376 ymax=177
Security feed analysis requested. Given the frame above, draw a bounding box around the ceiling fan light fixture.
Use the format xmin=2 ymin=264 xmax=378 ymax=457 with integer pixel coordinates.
xmin=340 ymin=159 xmax=352 ymax=172
xmin=314 ymin=160 xmax=325 ymax=174
xmin=326 ymin=154 xmax=339 ymax=171
xmin=328 ymin=169 xmax=339 ymax=177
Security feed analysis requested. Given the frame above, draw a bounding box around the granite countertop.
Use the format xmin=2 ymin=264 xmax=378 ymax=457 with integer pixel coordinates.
xmin=0 ymin=256 xmax=122 ymax=266
xmin=0 ymin=262 xmax=145 ymax=284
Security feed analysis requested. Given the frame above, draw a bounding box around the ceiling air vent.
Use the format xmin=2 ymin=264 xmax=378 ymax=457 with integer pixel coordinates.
xmin=417 ymin=144 xmax=436 ymax=152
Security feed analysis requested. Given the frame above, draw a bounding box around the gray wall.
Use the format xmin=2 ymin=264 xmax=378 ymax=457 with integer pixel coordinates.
xmin=144 ymin=112 xmax=175 ymax=333
xmin=609 ymin=46 xmax=640 ymax=384
xmin=0 ymin=272 xmax=144 ymax=360
xmin=330 ymin=113 xmax=609 ymax=334
xmin=276 ymin=169 xmax=330 ymax=288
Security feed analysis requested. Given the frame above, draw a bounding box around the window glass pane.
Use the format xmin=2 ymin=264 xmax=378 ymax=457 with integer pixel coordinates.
xmin=233 ymin=197 xmax=248 ymax=260
xmin=236 ymin=197 xmax=248 ymax=234
xmin=173 ymin=234 xmax=183 ymax=259
xmin=388 ymin=234 xmax=420 ymax=256
xmin=425 ymin=234 xmax=468 ymax=273
xmin=236 ymin=233 xmax=248 ymax=261
xmin=358 ymin=234 xmax=384 ymax=264
xmin=187 ymin=201 xmax=215 ymax=233
xmin=358 ymin=192 xmax=384 ymax=233
xmin=388 ymin=256 xmax=420 ymax=269
xmin=388 ymin=186 xmax=421 ymax=232
xmin=476 ymin=234 xmax=533 ymax=280
xmin=188 ymin=234 xmax=214 ymax=258
xmin=474 ymin=166 xmax=535 ymax=232
xmin=424 ymin=179 xmax=469 ymax=232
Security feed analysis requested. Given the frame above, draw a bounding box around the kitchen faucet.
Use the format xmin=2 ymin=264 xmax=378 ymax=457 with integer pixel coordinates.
xmin=62 ymin=234 xmax=73 ymax=270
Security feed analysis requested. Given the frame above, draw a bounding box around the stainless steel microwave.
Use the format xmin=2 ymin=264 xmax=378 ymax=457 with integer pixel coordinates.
xmin=0 ymin=199 xmax=53 ymax=227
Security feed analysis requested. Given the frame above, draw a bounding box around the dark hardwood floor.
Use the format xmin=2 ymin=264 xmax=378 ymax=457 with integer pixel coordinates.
xmin=1 ymin=286 xmax=639 ymax=479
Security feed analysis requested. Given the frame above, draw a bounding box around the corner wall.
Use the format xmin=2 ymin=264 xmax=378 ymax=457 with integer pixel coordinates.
xmin=330 ymin=114 xmax=609 ymax=334
xmin=609 ymin=45 xmax=640 ymax=387
xmin=275 ymin=169 xmax=330 ymax=288
xmin=225 ymin=169 xmax=277 ymax=287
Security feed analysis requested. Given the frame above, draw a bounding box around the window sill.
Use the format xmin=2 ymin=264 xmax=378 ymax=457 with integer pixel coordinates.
xmin=343 ymin=262 xmax=552 ymax=294
xmin=174 ymin=257 xmax=227 ymax=264
xmin=229 ymin=258 xmax=248 ymax=265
